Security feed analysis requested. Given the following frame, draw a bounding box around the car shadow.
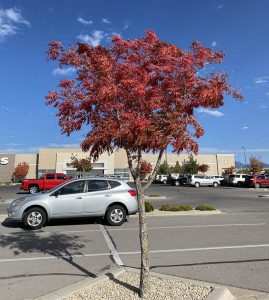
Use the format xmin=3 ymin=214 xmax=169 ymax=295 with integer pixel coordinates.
xmin=0 ymin=227 xmax=97 ymax=278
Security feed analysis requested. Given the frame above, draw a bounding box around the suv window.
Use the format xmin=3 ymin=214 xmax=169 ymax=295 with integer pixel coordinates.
xmin=46 ymin=174 xmax=55 ymax=180
xmin=242 ymin=175 xmax=248 ymax=178
xmin=87 ymin=180 xmax=109 ymax=191
xmin=58 ymin=180 xmax=85 ymax=195
xmin=108 ymin=180 xmax=121 ymax=189
xmin=57 ymin=174 xmax=66 ymax=180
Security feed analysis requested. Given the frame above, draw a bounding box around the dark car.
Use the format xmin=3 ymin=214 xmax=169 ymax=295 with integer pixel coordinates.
xmin=170 ymin=174 xmax=189 ymax=186
xmin=245 ymin=174 xmax=269 ymax=188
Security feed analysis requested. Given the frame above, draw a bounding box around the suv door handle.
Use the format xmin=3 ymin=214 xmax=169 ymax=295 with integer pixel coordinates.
xmin=105 ymin=194 xmax=112 ymax=197
xmin=76 ymin=197 xmax=83 ymax=199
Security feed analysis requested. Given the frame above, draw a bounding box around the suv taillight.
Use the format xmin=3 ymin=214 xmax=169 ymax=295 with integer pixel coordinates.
xmin=128 ymin=190 xmax=137 ymax=197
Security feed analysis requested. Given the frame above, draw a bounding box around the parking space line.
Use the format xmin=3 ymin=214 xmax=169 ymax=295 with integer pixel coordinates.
xmin=106 ymin=222 xmax=266 ymax=232
xmin=99 ymin=224 xmax=124 ymax=266
xmin=1 ymin=243 xmax=269 ymax=264
xmin=2 ymin=222 xmax=266 ymax=236
xmin=119 ymin=243 xmax=269 ymax=255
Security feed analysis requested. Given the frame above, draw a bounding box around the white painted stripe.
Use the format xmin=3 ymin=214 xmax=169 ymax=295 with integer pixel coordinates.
xmin=107 ymin=223 xmax=267 ymax=231
xmin=2 ymin=222 xmax=266 ymax=236
xmin=1 ymin=243 xmax=269 ymax=263
xmin=0 ymin=252 xmax=110 ymax=263
xmin=99 ymin=224 xmax=124 ymax=266
xmin=119 ymin=244 xmax=269 ymax=255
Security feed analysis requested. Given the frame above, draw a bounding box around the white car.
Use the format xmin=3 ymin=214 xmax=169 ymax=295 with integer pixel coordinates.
xmin=187 ymin=174 xmax=220 ymax=187
xmin=227 ymin=174 xmax=249 ymax=186
xmin=155 ymin=174 xmax=169 ymax=184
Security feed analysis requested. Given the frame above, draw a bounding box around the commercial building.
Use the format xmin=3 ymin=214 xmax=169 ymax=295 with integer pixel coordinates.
xmin=0 ymin=148 xmax=235 ymax=182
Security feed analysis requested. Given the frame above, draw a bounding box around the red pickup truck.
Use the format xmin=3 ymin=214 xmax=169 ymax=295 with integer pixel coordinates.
xmin=21 ymin=173 xmax=70 ymax=194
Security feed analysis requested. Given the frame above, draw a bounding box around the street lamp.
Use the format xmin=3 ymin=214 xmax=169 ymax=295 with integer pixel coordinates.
xmin=241 ymin=146 xmax=247 ymax=168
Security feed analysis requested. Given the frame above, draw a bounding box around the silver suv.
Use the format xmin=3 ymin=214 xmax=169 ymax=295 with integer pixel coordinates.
xmin=8 ymin=178 xmax=138 ymax=230
xmin=187 ymin=174 xmax=220 ymax=187
xmin=227 ymin=174 xmax=248 ymax=186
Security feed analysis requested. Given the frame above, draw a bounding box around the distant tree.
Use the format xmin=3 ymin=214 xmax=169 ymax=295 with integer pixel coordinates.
xmin=13 ymin=162 xmax=29 ymax=182
xmin=263 ymin=169 xmax=269 ymax=174
xmin=171 ymin=161 xmax=184 ymax=174
xmin=198 ymin=164 xmax=209 ymax=173
xmin=140 ymin=160 xmax=153 ymax=181
xmin=249 ymin=156 xmax=263 ymax=175
xmin=159 ymin=160 xmax=170 ymax=174
xmin=183 ymin=154 xmax=199 ymax=174
xmin=237 ymin=169 xmax=250 ymax=175
xmin=46 ymin=30 xmax=242 ymax=298
xmin=67 ymin=154 xmax=92 ymax=177
xmin=222 ymin=166 xmax=236 ymax=176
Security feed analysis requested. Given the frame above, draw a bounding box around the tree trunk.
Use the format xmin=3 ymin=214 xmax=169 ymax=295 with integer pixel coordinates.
xmin=137 ymin=187 xmax=150 ymax=298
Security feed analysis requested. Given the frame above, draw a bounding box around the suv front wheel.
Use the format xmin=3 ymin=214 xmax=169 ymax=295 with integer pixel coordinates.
xmin=23 ymin=207 xmax=46 ymax=230
xmin=212 ymin=182 xmax=218 ymax=188
xmin=194 ymin=182 xmax=200 ymax=188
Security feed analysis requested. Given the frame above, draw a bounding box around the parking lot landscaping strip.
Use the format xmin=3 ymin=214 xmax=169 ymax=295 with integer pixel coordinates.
xmin=36 ymin=266 xmax=236 ymax=300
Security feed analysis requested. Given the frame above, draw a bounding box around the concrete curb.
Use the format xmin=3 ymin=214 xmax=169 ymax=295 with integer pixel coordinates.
xmin=145 ymin=196 xmax=168 ymax=200
xmin=130 ymin=209 xmax=221 ymax=218
xmin=35 ymin=267 xmax=125 ymax=300
xmin=36 ymin=266 xmax=234 ymax=300
xmin=0 ymin=214 xmax=7 ymax=222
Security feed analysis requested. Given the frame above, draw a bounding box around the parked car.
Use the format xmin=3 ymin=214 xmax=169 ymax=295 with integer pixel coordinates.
xmin=170 ymin=174 xmax=189 ymax=186
xmin=155 ymin=174 xmax=169 ymax=184
xmin=227 ymin=174 xmax=249 ymax=187
xmin=245 ymin=174 xmax=269 ymax=188
xmin=8 ymin=178 xmax=138 ymax=229
xmin=211 ymin=175 xmax=224 ymax=181
xmin=187 ymin=174 xmax=220 ymax=187
xmin=21 ymin=173 xmax=71 ymax=194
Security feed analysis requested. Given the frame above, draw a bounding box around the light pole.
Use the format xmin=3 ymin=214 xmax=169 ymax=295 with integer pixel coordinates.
xmin=242 ymin=146 xmax=247 ymax=169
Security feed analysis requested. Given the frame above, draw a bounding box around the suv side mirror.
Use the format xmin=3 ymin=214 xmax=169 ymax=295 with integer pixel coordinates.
xmin=53 ymin=190 xmax=60 ymax=197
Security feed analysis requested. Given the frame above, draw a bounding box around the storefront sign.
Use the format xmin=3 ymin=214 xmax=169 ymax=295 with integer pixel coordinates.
xmin=0 ymin=157 xmax=9 ymax=165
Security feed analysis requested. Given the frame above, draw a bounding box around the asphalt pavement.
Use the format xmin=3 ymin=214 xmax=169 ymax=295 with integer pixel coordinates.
xmin=1 ymin=184 xmax=269 ymax=299
xmin=1 ymin=212 xmax=269 ymax=299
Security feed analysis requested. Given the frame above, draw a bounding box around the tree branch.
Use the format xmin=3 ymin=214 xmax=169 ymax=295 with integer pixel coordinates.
xmin=143 ymin=149 xmax=164 ymax=191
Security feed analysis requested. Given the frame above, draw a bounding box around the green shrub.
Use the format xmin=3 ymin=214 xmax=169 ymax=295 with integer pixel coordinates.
xmin=160 ymin=204 xmax=193 ymax=211
xmin=195 ymin=204 xmax=216 ymax=211
xmin=145 ymin=201 xmax=154 ymax=212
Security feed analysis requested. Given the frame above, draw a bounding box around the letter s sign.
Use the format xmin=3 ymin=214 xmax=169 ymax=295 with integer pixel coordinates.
xmin=0 ymin=157 xmax=9 ymax=165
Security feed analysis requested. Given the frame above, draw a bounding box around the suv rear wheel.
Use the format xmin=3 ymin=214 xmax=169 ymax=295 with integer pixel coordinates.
xmin=255 ymin=183 xmax=261 ymax=188
xmin=195 ymin=182 xmax=200 ymax=188
xmin=23 ymin=207 xmax=46 ymax=230
xmin=106 ymin=205 xmax=126 ymax=226
xmin=174 ymin=180 xmax=180 ymax=186
xmin=163 ymin=179 xmax=167 ymax=184
xmin=212 ymin=182 xmax=218 ymax=188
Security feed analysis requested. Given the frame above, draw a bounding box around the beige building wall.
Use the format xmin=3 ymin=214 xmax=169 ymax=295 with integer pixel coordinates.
xmin=15 ymin=154 xmax=38 ymax=179
xmin=56 ymin=151 xmax=114 ymax=174
xmin=114 ymin=150 xmax=235 ymax=176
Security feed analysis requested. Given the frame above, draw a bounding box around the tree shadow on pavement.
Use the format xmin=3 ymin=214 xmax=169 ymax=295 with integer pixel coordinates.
xmin=0 ymin=231 xmax=97 ymax=278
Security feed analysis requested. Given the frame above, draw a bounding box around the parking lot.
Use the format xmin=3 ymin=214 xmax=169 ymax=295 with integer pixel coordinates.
xmin=1 ymin=184 xmax=269 ymax=299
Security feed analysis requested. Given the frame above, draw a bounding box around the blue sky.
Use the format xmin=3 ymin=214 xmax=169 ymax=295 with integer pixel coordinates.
xmin=0 ymin=0 xmax=269 ymax=163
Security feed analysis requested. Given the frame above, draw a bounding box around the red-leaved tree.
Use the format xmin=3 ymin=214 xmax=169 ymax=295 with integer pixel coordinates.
xmin=198 ymin=164 xmax=209 ymax=173
xmin=140 ymin=160 xmax=153 ymax=181
xmin=13 ymin=162 xmax=29 ymax=182
xmin=46 ymin=30 xmax=242 ymax=297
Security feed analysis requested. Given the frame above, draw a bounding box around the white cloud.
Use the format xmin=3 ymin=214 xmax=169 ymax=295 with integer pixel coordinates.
xmin=0 ymin=7 xmax=30 ymax=40
xmin=197 ymin=108 xmax=224 ymax=117
xmin=52 ymin=67 xmax=76 ymax=76
xmin=77 ymin=17 xmax=93 ymax=25
xmin=242 ymin=126 xmax=248 ymax=130
xmin=199 ymin=147 xmax=230 ymax=153
xmin=77 ymin=30 xmax=105 ymax=47
xmin=254 ymin=76 xmax=269 ymax=84
xmin=48 ymin=143 xmax=80 ymax=148
xmin=211 ymin=41 xmax=217 ymax=47
xmin=266 ymin=92 xmax=269 ymax=96
xmin=259 ymin=104 xmax=267 ymax=109
xmin=102 ymin=18 xmax=111 ymax=24
xmin=217 ymin=4 xmax=224 ymax=9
